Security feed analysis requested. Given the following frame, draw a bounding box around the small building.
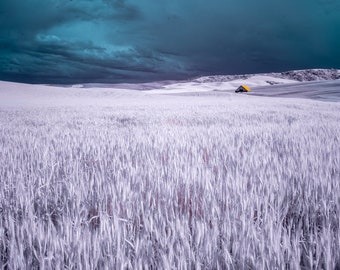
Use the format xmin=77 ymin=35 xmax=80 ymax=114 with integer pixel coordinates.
xmin=235 ymin=85 xmax=251 ymax=93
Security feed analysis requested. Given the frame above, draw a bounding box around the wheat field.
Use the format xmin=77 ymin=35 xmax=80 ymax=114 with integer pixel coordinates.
xmin=0 ymin=91 xmax=339 ymax=269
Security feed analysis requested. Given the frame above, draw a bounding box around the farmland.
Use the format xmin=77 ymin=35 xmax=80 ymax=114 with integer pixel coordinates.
xmin=0 ymin=81 xmax=339 ymax=269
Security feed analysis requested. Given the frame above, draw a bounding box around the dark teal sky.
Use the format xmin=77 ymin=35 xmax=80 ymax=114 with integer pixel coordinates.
xmin=1 ymin=0 xmax=340 ymax=83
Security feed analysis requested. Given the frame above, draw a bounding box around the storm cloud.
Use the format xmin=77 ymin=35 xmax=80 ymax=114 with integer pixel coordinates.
xmin=1 ymin=0 xmax=340 ymax=83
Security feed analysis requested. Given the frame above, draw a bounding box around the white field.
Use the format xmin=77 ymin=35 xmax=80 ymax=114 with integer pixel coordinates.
xmin=0 ymin=76 xmax=339 ymax=269
xmin=144 ymin=75 xmax=296 ymax=94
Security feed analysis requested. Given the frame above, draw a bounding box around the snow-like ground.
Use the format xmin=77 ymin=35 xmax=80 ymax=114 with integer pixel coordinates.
xmin=145 ymin=75 xmax=297 ymax=94
xmin=0 ymin=69 xmax=340 ymax=106
xmin=144 ymin=69 xmax=340 ymax=96
xmin=1 ymin=69 xmax=340 ymax=269
xmin=250 ymin=80 xmax=340 ymax=102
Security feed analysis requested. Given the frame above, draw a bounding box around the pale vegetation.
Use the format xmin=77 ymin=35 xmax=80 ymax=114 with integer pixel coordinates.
xmin=0 ymin=96 xmax=339 ymax=269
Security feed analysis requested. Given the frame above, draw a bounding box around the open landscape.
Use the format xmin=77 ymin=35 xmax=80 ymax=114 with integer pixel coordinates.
xmin=0 ymin=70 xmax=339 ymax=269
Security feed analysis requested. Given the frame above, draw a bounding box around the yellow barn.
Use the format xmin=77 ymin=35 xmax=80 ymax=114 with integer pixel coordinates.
xmin=235 ymin=85 xmax=251 ymax=93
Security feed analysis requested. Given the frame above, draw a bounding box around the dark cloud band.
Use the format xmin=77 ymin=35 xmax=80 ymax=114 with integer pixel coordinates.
xmin=1 ymin=0 xmax=340 ymax=83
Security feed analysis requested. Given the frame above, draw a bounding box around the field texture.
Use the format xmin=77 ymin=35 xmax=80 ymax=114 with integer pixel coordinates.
xmin=0 ymin=89 xmax=340 ymax=269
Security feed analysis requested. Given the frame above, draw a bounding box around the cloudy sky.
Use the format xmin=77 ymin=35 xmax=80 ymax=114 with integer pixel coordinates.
xmin=1 ymin=0 xmax=340 ymax=83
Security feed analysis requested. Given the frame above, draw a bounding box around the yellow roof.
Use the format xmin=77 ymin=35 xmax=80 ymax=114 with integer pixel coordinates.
xmin=241 ymin=85 xmax=251 ymax=92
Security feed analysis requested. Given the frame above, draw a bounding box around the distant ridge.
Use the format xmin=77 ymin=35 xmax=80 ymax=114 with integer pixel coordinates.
xmin=192 ymin=69 xmax=340 ymax=83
